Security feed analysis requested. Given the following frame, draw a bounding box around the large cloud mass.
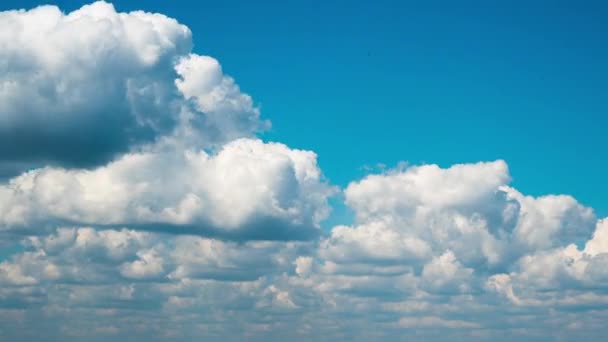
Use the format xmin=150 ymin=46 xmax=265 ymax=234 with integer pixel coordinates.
xmin=0 ymin=1 xmax=267 ymax=175
xmin=0 ymin=138 xmax=333 ymax=240
xmin=1 ymin=2 xmax=607 ymax=342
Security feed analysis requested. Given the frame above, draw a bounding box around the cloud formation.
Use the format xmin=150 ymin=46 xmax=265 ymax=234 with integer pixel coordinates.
xmin=0 ymin=138 xmax=333 ymax=240
xmin=0 ymin=2 xmax=607 ymax=341
xmin=0 ymin=1 xmax=266 ymax=175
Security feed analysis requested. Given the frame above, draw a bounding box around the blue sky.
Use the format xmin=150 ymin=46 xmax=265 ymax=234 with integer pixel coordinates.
xmin=3 ymin=0 xmax=606 ymax=217
xmin=1 ymin=1 xmax=608 ymax=341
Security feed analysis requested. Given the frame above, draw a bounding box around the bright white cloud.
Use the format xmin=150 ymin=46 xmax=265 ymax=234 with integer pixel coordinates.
xmin=0 ymin=1 xmax=265 ymax=174
xmin=0 ymin=138 xmax=333 ymax=240
xmin=285 ymin=160 xmax=608 ymax=340
xmin=175 ymin=54 xmax=269 ymax=142
xmin=585 ymin=218 xmax=608 ymax=256
xmin=345 ymin=160 xmax=510 ymax=220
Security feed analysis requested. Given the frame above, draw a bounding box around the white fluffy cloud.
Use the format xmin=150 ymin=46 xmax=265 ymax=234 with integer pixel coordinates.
xmin=286 ymin=160 xmax=608 ymax=340
xmin=0 ymin=2 xmax=607 ymax=341
xmin=328 ymin=161 xmax=513 ymax=270
xmin=0 ymin=1 xmax=265 ymax=174
xmin=0 ymin=138 xmax=333 ymax=240
xmin=174 ymin=54 xmax=269 ymax=142
xmin=345 ymin=160 xmax=511 ymax=218
xmin=2 ymin=157 xmax=608 ymax=341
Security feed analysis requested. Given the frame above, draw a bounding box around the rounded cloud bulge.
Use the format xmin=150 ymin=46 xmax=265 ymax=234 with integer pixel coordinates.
xmin=0 ymin=2 xmax=333 ymax=241
xmin=0 ymin=1 xmax=267 ymax=174
xmin=0 ymin=138 xmax=335 ymax=240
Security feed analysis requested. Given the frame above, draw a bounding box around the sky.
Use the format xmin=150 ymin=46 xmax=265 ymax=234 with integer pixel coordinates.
xmin=0 ymin=1 xmax=607 ymax=341
xmin=3 ymin=0 xmax=606 ymax=217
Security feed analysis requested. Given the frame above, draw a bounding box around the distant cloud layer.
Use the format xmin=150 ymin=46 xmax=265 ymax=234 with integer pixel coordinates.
xmin=0 ymin=2 xmax=607 ymax=341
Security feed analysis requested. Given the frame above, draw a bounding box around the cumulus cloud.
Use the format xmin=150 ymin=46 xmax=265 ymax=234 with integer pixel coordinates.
xmin=286 ymin=160 xmax=608 ymax=340
xmin=0 ymin=1 xmax=266 ymax=175
xmin=0 ymin=138 xmax=333 ymax=240
xmin=326 ymin=161 xmax=514 ymax=269
xmin=174 ymin=54 xmax=269 ymax=143
xmin=0 ymin=1 xmax=607 ymax=341
xmin=2 ymin=155 xmax=608 ymax=340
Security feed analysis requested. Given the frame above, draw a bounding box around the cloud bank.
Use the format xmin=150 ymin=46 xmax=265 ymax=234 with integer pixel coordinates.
xmin=0 ymin=2 xmax=607 ymax=341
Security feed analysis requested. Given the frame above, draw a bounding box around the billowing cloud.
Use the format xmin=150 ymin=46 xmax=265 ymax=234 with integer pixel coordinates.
xmin=0 ymin=138 xmax=334 ymax=240
xmin=286 ymin=160 xmax=608 ymax=340
xmin=2 ymin=159 xmax=608 ymax=341
xmin=0 ymin=2 xmax=607 ymax=341
xmin=0 ymin=1 xmax=266 ymax=175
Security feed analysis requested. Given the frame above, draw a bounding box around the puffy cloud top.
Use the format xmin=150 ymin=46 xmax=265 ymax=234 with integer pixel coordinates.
xmin=0 ymin=1 xmax=265 ymax=175
xmin=345 ymin=160 xmax=510 ymax=221
xmin=0 ymin=138 xmax=334 ymax=240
